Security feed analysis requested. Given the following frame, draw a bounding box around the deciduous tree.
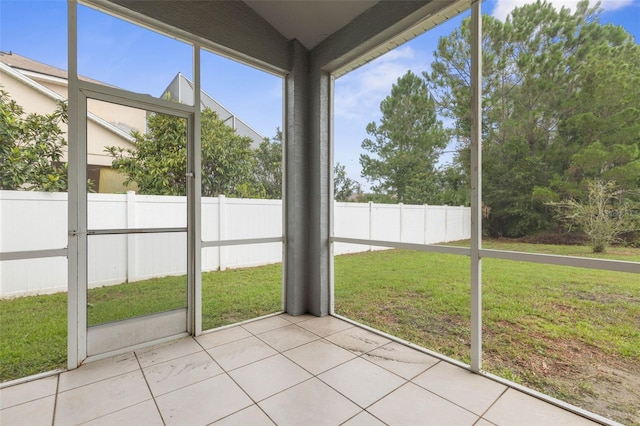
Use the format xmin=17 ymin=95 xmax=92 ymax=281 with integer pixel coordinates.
xmin=334 ymin=162 xmax=362 ymax=201
xmin=254 ymin=129 xmax=282 ymax=199
xmin=549 ymin=180 xmax=639 ymax=252
xmin=107 ymin=108 xmax=258 ymax=197
xmin=0 ymin=89 xmax=68 ymax=191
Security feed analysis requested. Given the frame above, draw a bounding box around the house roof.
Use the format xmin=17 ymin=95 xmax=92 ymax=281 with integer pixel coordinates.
xmin=0 ymin=55 xmax=135 ymax=143
xmin=1 ymin=52 xmax=265 ymax=147
xmin=162 ymin=73 xmax=265 ymax=147
xmin=0 ymin=51 xmax=106 ymax=85
xmin=0 ymin=51 xmax=68 ymax=80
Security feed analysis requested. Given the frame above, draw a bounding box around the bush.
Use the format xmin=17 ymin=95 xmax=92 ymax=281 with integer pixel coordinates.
xmin=548 ymin=180 xmax=639 ymax=253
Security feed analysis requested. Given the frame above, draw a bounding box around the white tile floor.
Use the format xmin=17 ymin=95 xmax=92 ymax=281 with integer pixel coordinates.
xmin=0 ymin=314 xmax=602 ymax=426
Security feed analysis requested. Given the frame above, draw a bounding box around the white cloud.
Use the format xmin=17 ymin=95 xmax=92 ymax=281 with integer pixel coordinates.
xmin=491 ymin=0 xmax=633 ymax=21
xmin=334 ymin=46 xmax=430 ymax=122
xmin=333 ymin=44 xmax=433 ymax=186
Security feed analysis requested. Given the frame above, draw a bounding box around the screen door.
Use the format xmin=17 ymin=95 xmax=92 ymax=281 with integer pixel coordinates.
xmin=77 ymin=89 xmax=195 ymax=357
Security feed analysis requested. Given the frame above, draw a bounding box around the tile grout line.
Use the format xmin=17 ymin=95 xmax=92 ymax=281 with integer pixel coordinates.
xmin=108 ymin=320 xmax=474 ymax=424
xmin=216 ymin=360 xmax=280 ymax=424
xmin=143 ymin=337 xmax=240 ymax=399
xmin=355 ymin=342 xmax=442 ymax=382
xmin=409 ymin=375 xmax=488 ymax=421
xmin=196 ymin=333 xmax=280 ymax=425
xmin=338 ymin=409 xmax=390 ymax=426
xmin=135 ymin=339 xmax=203 ymax=370
xmin=168 ymin=327 xmax=462 ymax=426
xmin=136 ymin=336 xmax=264 ymax=424
xmin=327 ymin=341 xmax=433 ymax=413
xmin=316 ymin=368 xmax=407 ymax=415
xmin=285 ymin=338 xmax=356 ymax=376
xmin=134 ymin=350 xmax=168 ymax=426
xmin=313 ymin=351 xmax=452 ymax=425
xmin=56 ymin=359 xmax=153 ymax=425
xmin=0 ymin=380 xmax=62 ymax=420
xmin=201 ymin=318 xmax=362 ymax=421
xmin=51 ymin=373 xmax=60 ymax=426
xmin=237 ymin=318 xmax=452 ymax=416
xmin=211 ymin=318 xmax=369 ymax=421
xmin=194 ymin=335 xmax=227 ymax=373
xmin=252 ymin=323 xmax=323 ymax=352
xmin=474 ymin=386 xmax=509 ymax=425
xmin=227 ymin=318 xmax=355 ymax=375
xmin=307 ymin=329 xmax=489 ymax=423
xmin=343 ymin=335 xmax=504 ymax=422
xmin=258 ymin=330 xmax=406 ymax=416
xmin=90 ymin=318 xmax=482 ymax=424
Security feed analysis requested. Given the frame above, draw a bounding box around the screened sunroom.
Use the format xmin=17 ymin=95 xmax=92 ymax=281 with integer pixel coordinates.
xmin=1 ymin=1 xmax=638 ymax=425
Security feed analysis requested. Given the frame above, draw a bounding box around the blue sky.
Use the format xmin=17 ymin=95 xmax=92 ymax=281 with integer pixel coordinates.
xmin=1 ymin=0 xmax=639 ymax=186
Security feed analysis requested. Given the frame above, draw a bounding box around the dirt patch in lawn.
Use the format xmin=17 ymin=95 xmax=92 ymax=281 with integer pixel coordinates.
xmin=564 ymin=291 xmax=639 ymax=305
xmin=484 ymin=322 xmax=640 ymax=425
xmin=345 ymin=305 xmax=640 ymax=424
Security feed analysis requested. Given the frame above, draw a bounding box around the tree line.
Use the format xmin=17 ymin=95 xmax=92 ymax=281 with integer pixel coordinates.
xmin=359 ymin=0 xmax=639 ymax=239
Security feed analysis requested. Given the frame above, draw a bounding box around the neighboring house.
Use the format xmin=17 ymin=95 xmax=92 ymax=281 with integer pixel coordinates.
xmin=0 ymin=52 xmax=265 ymax=192
xmin=162 ymin=72 xmax=264 ymax=148
xmin=0 ymin=51 xmax=140 ymax=193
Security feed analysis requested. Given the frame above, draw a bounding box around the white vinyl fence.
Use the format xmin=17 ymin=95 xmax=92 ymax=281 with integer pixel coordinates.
xmin=0 ymin=190 xmax=469 ymax=297
xmin=334 ymin=201 xmax=471 ymax=254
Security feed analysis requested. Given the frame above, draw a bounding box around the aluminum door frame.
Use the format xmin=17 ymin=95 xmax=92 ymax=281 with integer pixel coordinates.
xmin=68 ymin=79 xmax=198 ymax=365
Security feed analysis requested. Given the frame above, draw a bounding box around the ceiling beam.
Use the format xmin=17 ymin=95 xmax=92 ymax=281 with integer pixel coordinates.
xmin=311 ymin=0 xmax=471 ymax=76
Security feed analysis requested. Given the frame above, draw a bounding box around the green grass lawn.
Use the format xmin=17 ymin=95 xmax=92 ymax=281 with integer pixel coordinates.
xmin=0 ymin=263 xmax=282 ymax=382
xmin=334 ymin=241 xmax=639 ymax=425
xmin=88 ymin=263 xmax=282 ymax=328
xmin=1 ymin=242 xmax=638 ymax=423
xmin=0 ymin=293 xmax=67 ymax=382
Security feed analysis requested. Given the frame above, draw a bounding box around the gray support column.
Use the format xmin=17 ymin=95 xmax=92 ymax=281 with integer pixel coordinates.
xmin=284 ymin=39 xmax=332 ymax=317
xmin=284 ymin=40 xmax=310 ymax=315
xmin=307 ymin=66 xmax=332 ymax=317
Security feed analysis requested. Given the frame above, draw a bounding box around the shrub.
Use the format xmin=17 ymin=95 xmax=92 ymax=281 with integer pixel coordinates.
xmin=548 ymin=180 xmax=639 ymax=253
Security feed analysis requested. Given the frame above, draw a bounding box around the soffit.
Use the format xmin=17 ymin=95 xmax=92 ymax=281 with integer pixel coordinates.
xmin=243 ymin=1 xmax=378 ymax=50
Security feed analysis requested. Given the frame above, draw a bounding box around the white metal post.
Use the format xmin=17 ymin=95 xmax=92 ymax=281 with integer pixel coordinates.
xmin=329 ymin=75 xmax=335 ymax=315
xmin=67 ymin=0 xmax=80 ymax=370
xmin=470 ymin=0 xmax=483 ymax=373
xmin=281 ymin=78 xmax=286 ymax=313
xmin=191 ymin=44 xmax=202 ymax=336
xmin=67 ymin=0 xmax=89 ymax=368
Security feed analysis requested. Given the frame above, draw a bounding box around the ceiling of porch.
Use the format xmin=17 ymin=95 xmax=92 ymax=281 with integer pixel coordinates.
xmin=96 ymin=0 xmax=471 ymax=75
xmin=243 ymin=0 xmax=378 ymax=50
